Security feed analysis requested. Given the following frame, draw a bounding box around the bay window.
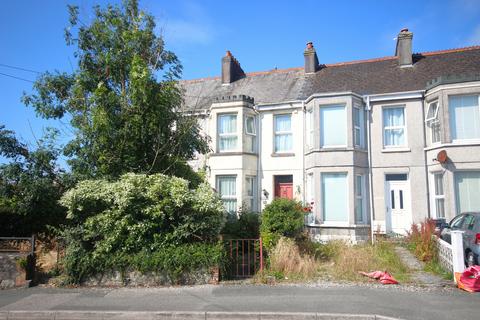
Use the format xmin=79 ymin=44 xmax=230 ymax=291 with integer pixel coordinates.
xmin=355 ymin=175 xmax=366 ymax=223
xmin=218 ymin=114 xmax=237 ymax=151
xmin=320 ymin=105 xmax=346 ymax=147
xmin=245 ymin=176 xmax=257 ymax=211
xmin=383 ymin=106 xmax=406 ymax=147
xmin=306 ymin=109 xmax=314 ymax=149
xmin=425 ymin=101 xmax=440 ymax=144
xmin=449 ymin=95 xmax=480 ymax=141
xmin=245 ymin=115 xmax=256 ymax=153
xmin=217 ymin=175 xmax=237 ymax=214
xmin=353 ymin=106 xmax=365 ymax=148
xmin=274 ymin=114 xmax=293 ymax=153
xmin=454 ymin=171 xmax=480 ymax=214
xmin=322 ymin=173 xmax=348 ymax=223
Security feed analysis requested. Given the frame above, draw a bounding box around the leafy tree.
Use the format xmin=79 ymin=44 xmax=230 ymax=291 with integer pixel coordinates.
xmin=0 ymin=125 xmax=68 ymax=236
xmin=22 ymin=0 xmax=209 ymax=181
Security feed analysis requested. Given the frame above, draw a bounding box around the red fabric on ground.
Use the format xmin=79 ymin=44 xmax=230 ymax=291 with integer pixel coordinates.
xmin=359 ymin=270 xmax=399 ymax=285
xmin=456 ymin=266 xmax=480 ymax=293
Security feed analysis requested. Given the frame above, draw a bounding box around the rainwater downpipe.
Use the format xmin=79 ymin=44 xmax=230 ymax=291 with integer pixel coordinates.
xmin=364 ymin=95 xmax=375 ymax=244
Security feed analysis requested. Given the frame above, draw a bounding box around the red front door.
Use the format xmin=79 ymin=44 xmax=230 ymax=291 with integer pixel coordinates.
xmin=275 ymin=182 xmax=293 ymax=199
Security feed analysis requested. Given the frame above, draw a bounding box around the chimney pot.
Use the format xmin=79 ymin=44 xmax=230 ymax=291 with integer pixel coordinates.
xmin=226 ymin=50 xmax=232 ymax=57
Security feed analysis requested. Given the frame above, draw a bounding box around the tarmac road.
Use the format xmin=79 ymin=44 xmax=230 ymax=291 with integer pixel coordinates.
xmin=0 ymin=284 xmax=478 ymax=320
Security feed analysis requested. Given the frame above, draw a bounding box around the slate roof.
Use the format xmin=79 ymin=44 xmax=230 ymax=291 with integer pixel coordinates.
xmin=181 ymin=46 xmax=480 ymax=111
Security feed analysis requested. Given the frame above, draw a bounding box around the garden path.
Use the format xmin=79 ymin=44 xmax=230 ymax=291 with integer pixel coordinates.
xmin=394 ymin=246 xmax=451 ymax=287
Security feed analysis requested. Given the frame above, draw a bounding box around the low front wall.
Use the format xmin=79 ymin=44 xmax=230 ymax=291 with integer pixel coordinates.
xmin=306 ymin=225 xmax=370 ymax=244
xmin=0 ymin=253 xmax=34 ymax=289
xmin=83 ymin=267 xmax=219 ymax=287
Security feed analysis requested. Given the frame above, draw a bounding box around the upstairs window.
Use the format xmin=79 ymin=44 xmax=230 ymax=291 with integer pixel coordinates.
xmin=245 ymin=115 xmax=256 ymax=153
xmin=383 ymin=106 xmax=406 ymax=147
xmin=425 ymin=101 xmax=440 ymax=144
xmin=320 ymin=105 xmax=346 ymax=147
xmin=218 ymin=114 xmax=237 ymax=152
xmin=449 ymin=95 xmax=480 ymax=141
xmin=274 ymin=114 xmax=293 ymax=153
xmin=353 ymin=106 xmax=365 ymax=148
xmin=306 ymin=109 xmax=314 ymax=149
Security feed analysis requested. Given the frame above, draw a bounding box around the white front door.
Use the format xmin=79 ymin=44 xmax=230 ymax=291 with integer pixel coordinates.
xmin=385 ymin=180 xmax=411 ymax=234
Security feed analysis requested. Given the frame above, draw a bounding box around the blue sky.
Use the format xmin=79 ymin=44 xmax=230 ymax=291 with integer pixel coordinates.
xmin=1 ymin=0 xmax=480 ymax=163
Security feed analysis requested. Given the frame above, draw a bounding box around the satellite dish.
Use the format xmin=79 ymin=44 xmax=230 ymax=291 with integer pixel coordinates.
xmin=436 ymin=150 xmax=448 ymax=164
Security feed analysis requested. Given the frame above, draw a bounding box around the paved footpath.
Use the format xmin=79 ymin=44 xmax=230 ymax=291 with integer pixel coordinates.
xmin=0 ymin=284 xmax=479 ymax=320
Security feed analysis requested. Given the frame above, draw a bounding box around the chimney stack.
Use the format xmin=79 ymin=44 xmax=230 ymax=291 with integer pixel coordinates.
xmin=222 ymin=50 xmax=245 ymax=84
xmin=395 ymin=28 xmax=413 ymax=67
xmin=304 ymin=42 xmax=319 ymax=74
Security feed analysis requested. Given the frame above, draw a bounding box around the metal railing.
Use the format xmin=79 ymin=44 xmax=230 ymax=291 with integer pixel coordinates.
xmin=0 ymin=236 xmax=35 ymax=255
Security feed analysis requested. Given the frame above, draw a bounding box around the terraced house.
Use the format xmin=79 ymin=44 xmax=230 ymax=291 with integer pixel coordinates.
xmin=183 ymin=29 xmax=480 ymax=242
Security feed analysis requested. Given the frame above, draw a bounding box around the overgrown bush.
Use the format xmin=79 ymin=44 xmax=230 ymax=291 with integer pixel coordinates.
xmin=222 ymin=211 xmax=260 ymax=239
xmin=260 ymin=198 xmax=305 ymax=250
xmin=59 ymin=173 xmax=226 ymax=283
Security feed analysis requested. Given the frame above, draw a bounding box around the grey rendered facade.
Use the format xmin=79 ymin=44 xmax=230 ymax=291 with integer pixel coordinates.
xmin=182 ymin=29 xmax=480 ymax=242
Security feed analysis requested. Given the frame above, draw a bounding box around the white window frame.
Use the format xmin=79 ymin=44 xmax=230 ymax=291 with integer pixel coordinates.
xmin=353 ymin=106 xmax=365 ymax=148
xmin=382 ymin=105 xmax=407 ymax=148
xmin=245 ymin=115 xmax=256 ymax=153
xmin=321 ymin=172 xmax=349 ymax=226
xmin=216 ymin=175 xmax=237 ymax=214
xmin=217 ymin=113 xmax=238 ymax=152
xmin=430 ymin=172 xmax=445 ymax=219
xmin=245 ymin=175 xmax=257 ymax=212
xmin=448 ymin=94 xmax=480 ymax=143
xmin=306 ymin=172 xmax=315 ymax=225
xmin=306 ymin=108 xmax=314 ymax=149
xmin=425 ymin=101 xmax=441 ymax=144
xmin=274 ymin=113 xmax=293 ymax=153
xmin=320 ymin=105 xmax=347 ymax=148
xmin=355 ymin=174 xmax=367 ymax=223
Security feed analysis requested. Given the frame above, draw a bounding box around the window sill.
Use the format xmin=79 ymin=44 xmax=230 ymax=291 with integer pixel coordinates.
xmin=306 ymin=223 xmax=368 ymax=228
xmin=211 ymin=152 xmax=257 ymax=156
xmin=381 ymin=147 xmax=411 ymax=153
xmin=271 ymin=152 xmax=295 ymax=157
xmin=424 ymin=140 xmax=480 ymax=151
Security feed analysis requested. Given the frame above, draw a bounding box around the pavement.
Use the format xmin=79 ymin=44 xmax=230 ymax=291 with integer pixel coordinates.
xmin=0 ymin=284 xmax=479 ymax=320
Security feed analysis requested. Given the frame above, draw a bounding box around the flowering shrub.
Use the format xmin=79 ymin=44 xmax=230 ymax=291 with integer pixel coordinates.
xmin=59 ymin=173 xmax=226 ymax=283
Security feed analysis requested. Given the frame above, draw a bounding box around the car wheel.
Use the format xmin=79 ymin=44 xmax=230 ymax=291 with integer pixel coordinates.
xmin=466 ymin=251 xmax=476 ymax=267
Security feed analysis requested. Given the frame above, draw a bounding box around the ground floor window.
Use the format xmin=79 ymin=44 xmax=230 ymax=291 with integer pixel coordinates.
xmin=322 ymin=173 xmax=348 ymax=223
xmin=245 ymin=176 xmax=257 ymax=212
xmin=217 ymin=175 xmax=237 ymax=214
xmin=454 ymin=171 xmax=480 ymax=214
xmin=355 ymin=175 xmax=366 ymax=223
xmin=432 ymin=173 xmax=445 ymax=218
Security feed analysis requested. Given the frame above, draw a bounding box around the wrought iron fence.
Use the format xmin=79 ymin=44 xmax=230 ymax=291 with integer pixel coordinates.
xmin=224 ymin=238 xmax=263 ymax=279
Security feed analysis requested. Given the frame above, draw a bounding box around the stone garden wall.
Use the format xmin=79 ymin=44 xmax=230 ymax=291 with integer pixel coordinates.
xmin=0 ymin=253 xmax=34 ymax=289
xmin=83 ymin=267 xmax=219 ymax=287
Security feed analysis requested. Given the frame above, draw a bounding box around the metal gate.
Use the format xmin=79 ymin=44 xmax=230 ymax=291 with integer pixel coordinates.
xmin=224 ymin=238 xmax=263 ymax=279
